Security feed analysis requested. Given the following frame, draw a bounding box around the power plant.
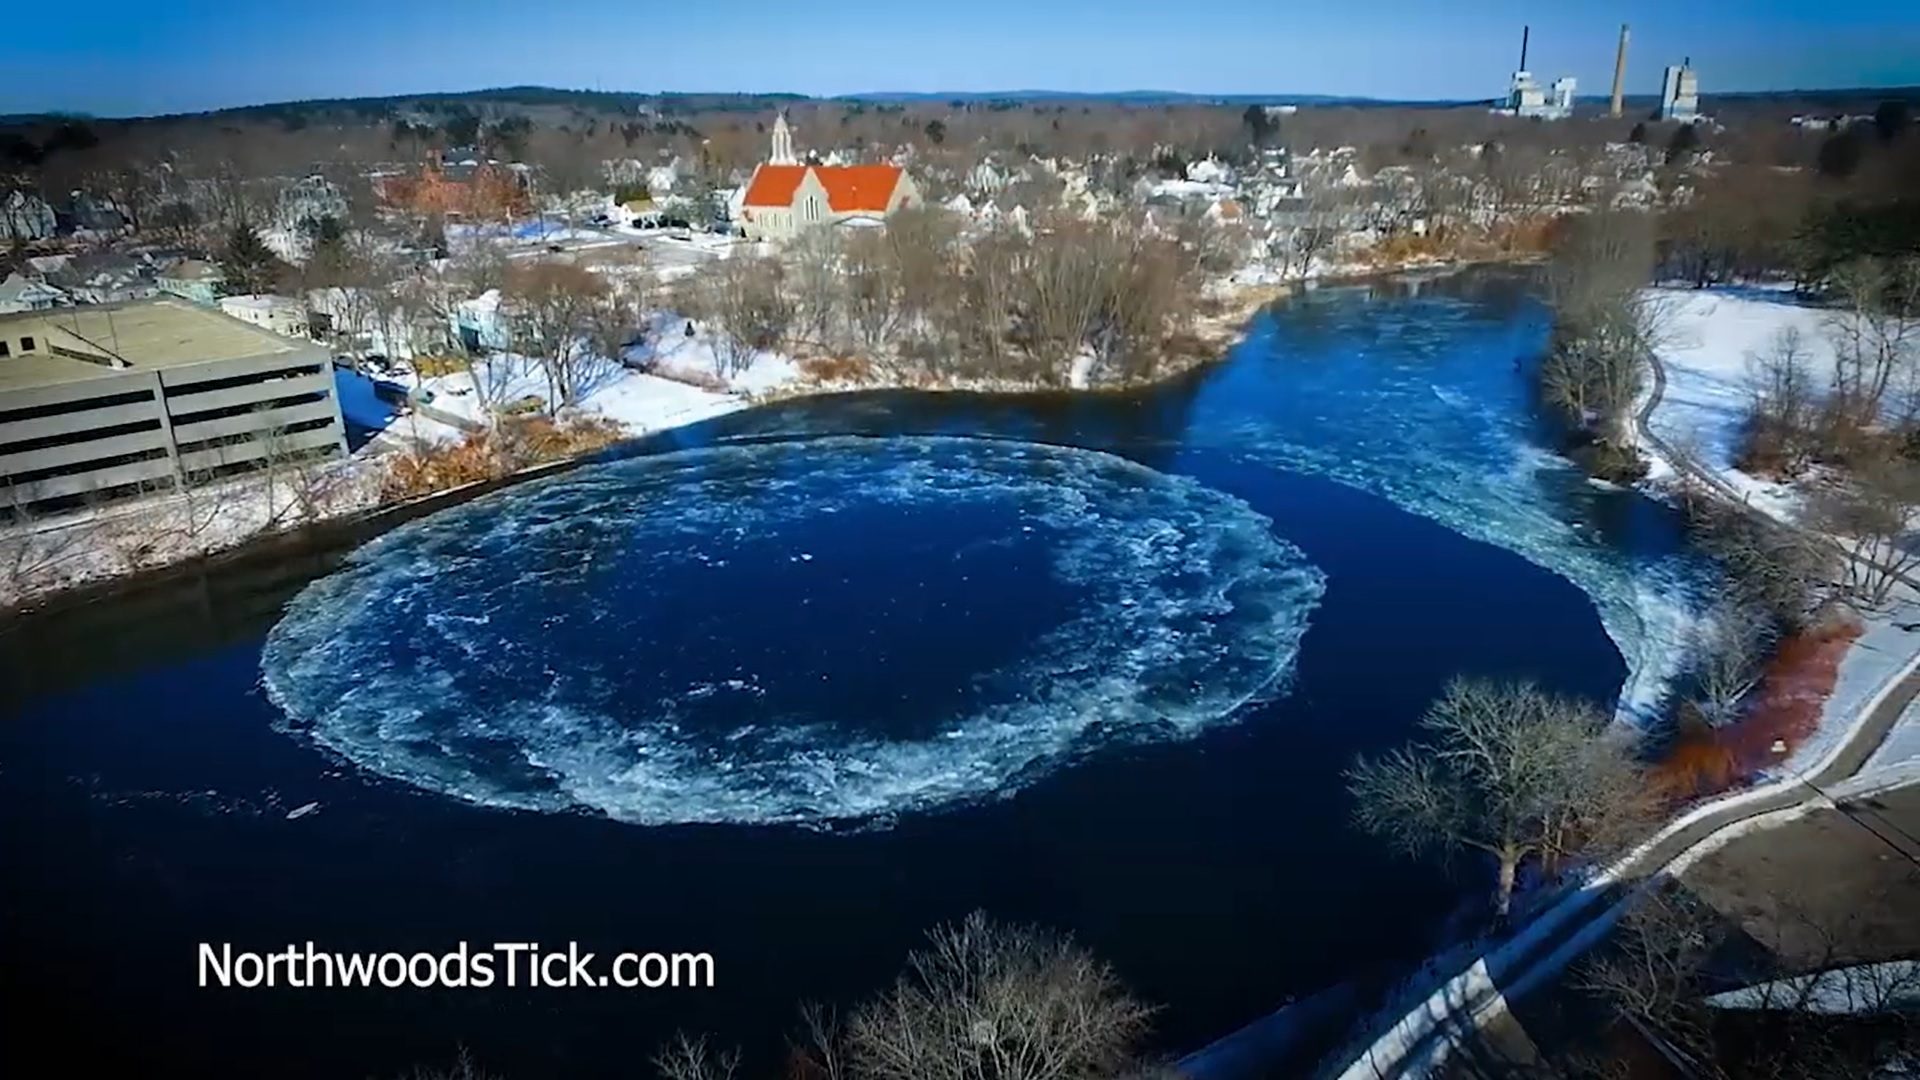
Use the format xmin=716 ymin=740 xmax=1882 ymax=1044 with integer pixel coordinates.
xmin=1496 ymin=22 xmax=1701 ymax=124
xmin=1499 ymin=24 xmax=1576 ymax=120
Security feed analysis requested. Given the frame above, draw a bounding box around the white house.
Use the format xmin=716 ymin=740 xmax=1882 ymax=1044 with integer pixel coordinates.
xmin=155 ymin=259 xmax=225 ymax=306
xmin=219 ymin=294 xmax=310 ymax=340
xmin=0 ymin=272 xmax=67 ymax=314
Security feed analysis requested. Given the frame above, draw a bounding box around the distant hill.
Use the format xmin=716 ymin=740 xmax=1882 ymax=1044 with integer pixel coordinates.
xmin=836 ymin=89 xmax=1480 ymax=108
xmin=4 ymin=82 xmax=1916 ymax=126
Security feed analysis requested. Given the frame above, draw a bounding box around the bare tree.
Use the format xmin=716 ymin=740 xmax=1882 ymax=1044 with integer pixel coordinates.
xmin=1826 ymin=256 xmax=1920 ymax=431
xmin=0 ymin=484 xmax=104 ymax=603
xmin=835 ymin=912 xmax=1156 ymax=1080
xmin=1577 ymin=885 xmax=1920 ymax=1080
xmin=1348 ymin=678 xmax=1645 ymax=919
xmin=1540 ymin=210 xmax=1662 ymax=464
xmin=651 ymin=1033 xmax=741 ymax=1080
xmin=681 ymin=255 xmax=794 ymax=378
xmin=501 ymin=261 xmax=632 ymax=412
xmin=1742 ymin=325 xmax=1821 ymax=475
xmin=399 ymin=1047 xmax=502 ymax=1080
xmin=1685 ymin=599 xmax=1772 ymax=728
xmin=1806 ymin=453 xmax=1920 ymax=610
xmin=786 ymin=229 xmax=845 ymax=348
xmin=1689 ymin=502 xmax=1836 ymax=633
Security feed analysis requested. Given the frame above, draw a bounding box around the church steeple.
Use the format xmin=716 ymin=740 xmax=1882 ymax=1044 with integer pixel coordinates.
xmin=770 ymin=112 xmax=797 ymax=165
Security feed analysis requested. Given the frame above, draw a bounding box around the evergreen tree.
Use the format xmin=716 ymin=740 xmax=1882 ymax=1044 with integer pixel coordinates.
xmin=1874 ymin=99 xmax=1911 ymax=143
xmin=1664 ymin=122 xmax=1701 ymax=165
xmin=1817 ymin=126 xmax=1868 ymax=178
xmin=220 ymin=223 xmax=281 ymax=296
xmin=1241 ymin=104 xmax=1278 ymax=147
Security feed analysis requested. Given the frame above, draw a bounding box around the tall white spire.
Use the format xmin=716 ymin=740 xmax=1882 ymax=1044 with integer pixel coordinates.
xmin=770 ymin=112 xmax=797 ymax=165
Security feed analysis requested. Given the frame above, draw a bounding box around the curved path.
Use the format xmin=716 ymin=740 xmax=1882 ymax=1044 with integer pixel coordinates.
xmin=1193 ymin=347 xmax=1920 ymax=1080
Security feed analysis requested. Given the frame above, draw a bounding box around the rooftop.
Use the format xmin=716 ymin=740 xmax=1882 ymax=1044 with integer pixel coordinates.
xmin=741 ymin=163 xmax=906 ymax=213
xmin=0 ymin=298 xmax=314 ymax=393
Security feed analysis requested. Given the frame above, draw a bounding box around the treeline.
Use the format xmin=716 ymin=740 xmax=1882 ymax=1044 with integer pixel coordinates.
xmin=676 ymin=208 xmax=1228 ymax=389
xmin=1659 ymin=100 xmax=1919 ymax=292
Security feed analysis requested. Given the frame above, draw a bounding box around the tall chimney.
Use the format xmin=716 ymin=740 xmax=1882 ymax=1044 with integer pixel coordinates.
xmin=1610 ymin=24 xmax=1630 ymax=117
xmin=1519 ymin=25 xmax=1530 ymax=71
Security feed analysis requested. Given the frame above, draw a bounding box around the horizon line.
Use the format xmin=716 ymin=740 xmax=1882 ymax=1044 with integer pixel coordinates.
xmin=8 ymin=79 xmax=1919 ymax=124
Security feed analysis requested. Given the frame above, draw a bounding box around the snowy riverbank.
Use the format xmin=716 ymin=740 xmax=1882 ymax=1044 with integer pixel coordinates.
xmin=1 ymin=277 xmax=1295 ymax=612
xmin=1640 ymin=283 xmax=1920 ymax=779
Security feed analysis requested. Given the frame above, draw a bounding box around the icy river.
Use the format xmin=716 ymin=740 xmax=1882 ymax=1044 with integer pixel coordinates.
xmin=0 ymin=269 xmax=1706 ymax=1077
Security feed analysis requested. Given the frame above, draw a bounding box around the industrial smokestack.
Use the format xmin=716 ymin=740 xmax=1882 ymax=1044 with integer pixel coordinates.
xmin=1610 ymin=24 xmax=1630 ymax=117
xmin=1519 ymin=25 xmax=1530 ymax=71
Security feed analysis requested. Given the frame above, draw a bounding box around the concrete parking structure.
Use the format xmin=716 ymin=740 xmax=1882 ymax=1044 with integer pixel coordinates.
xmin=0 ymin=299 xmax=346 ymax=509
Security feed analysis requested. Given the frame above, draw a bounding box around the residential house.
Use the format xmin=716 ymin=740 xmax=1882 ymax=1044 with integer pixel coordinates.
xmin=2 ymin=191 xmax=58 ymax=242
xmin=155 ymin=259 xmax=225 ymax=306
xmin=375 ymin=155 xmax=532 ymax=221
xmin=218 ymin=294 xmax=310 ymax=340
xmin=0 ymin=272 xmax=68 ymax=314
xmin=46 ymin=252 xmax=155 ymax=305
xmin=453 ymin=290 xmax=510 ymax=354
xmin=274 ymin=175 xmax=349 ymax=236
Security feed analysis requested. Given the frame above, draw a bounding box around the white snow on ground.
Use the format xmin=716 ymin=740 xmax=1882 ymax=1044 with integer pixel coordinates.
xmin=407 ymin=352 xmax=756 ymax=437
xmin=0 ymin=455 xmax=385 ymax=608
xmin=1869 ymin=692 xmax=1920 ymax=772
xmin=1643 ymin=285 xmax=1841 ymax=520
xmin=1642 ymin=285 xmax=1920 ymax=781
xmin=1777 ymin=582 xmax=1920 ymax=778
xmin=333 ymin=367 xmax=470 ymax=447
xmin=626 ymin=315 xmax=804 ymax=397
xmin=578 ymin=372 xmax=749 ymax=434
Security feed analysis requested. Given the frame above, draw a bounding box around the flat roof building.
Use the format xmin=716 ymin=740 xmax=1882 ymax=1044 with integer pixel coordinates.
xmin=0 ymin=298 xmax=346 ymax=509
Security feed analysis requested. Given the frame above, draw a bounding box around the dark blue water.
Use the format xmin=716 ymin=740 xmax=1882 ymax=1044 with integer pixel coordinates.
xmin=0 ymin=270 xmax=1695 ymax=1078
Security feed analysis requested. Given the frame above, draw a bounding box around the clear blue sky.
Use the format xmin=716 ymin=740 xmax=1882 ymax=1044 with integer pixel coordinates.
xmin=5 ymin=0 xmax=1917 ymax=117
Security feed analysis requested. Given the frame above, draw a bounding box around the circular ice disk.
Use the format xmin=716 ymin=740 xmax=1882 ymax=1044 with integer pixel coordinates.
xmin=261 ymin=436 xmax=1325 ymax=827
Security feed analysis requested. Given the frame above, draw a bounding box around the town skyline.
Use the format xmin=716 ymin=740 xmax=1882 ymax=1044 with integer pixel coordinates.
xmin=5 ymin=0 xmax=1918 ymax=118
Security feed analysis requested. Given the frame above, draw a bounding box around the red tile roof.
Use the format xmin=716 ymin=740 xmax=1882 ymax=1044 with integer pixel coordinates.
xmin=742 ymin=165 xmax=809 ymax=208
xmin=740 ymin=163 xmax=906 ymax=213
xmin=816 ymin=165 xmax=904 ymax=214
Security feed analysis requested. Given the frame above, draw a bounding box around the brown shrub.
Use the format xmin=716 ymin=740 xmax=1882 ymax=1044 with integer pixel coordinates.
xmin=412 ymin=354 xmax=468 ymax=378
xmin=798 ymin=353 xmax=876 ymax=384
xmin=1651 ymin=618 xmax=1862 ymax=801
xmin=379 ymin=416 xmax=628 ymax=500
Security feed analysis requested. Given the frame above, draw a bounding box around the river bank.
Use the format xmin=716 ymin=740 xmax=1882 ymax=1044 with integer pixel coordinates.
xmin=0 ymin=250 xmax=1543 ymax=615
xmin=2 ymin=277 xmax=1298 ymax=613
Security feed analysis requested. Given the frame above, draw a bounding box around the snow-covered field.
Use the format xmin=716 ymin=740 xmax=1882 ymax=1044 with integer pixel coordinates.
xmin=404 ymin=353 xmax=755 ymax=437
xmin=1642 ymin=285 xmax=1842 ymax=520
xmin=629 ymin=314 xmax=803 ymax=395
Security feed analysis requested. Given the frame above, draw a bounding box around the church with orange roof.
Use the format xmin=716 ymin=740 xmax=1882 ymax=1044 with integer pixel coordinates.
xmin=736 ymin=114 xmax=921 ymax=241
